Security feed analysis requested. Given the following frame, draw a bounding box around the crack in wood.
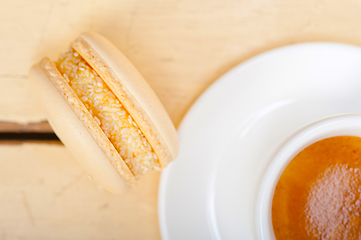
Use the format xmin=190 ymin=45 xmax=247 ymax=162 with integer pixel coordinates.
xmin=0 ymin=132 xmax=60 ymax=141
xmin=0 ymin=121 xmax=60 ymax=142
xmin=54 ymin=172 xmax=85 ymax=197
xmin=21 ymin=191 xmax=36 ymax=227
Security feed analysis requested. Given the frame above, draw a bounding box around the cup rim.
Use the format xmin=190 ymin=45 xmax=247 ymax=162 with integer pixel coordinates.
xmin=255 ymin=113 xmax=361 ymax=240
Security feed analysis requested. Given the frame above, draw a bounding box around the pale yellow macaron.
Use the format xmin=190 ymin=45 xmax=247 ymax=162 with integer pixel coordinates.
xmin=29 ymin=32 xmax=179 ymax=194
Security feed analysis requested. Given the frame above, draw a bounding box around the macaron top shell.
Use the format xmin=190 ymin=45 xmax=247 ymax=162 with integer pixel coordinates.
xmin=72 ymin=32 xmax=179 ymax=168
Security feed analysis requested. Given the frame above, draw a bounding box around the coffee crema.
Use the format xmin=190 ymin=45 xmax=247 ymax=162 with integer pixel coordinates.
xmin=272 ymin=136 xmax=361 ymax=240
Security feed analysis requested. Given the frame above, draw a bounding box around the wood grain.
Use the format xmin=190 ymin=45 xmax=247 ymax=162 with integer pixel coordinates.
xmin=0 ymin=143 xmax=160 ymax=240
xmin=1 ymin=0 xmax=361 ymax=239
xmin=2 ymin=0 xmax=361 ymax=128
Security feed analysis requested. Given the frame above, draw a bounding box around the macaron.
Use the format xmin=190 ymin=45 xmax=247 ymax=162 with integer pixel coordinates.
xmin=29 ymin=32 xmax=179 ymax=194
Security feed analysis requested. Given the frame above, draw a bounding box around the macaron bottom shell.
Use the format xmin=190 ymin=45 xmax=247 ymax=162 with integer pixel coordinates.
xmin=29 ymin=64 xmax=130 ymax=194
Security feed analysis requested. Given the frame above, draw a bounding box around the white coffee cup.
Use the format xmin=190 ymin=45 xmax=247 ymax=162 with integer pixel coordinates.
xmin=255 ymin=114 xmax=361 ymax=240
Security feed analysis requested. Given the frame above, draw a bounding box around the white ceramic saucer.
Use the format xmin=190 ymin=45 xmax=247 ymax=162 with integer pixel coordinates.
xmin=158 ymin=43 xmax=361 ymax=240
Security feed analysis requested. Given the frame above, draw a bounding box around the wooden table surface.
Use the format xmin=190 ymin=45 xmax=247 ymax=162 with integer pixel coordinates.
xmin=1 ymin=0 xmax=361 ymax=239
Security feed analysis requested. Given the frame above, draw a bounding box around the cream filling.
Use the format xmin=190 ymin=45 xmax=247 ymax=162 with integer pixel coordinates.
xmin=56 ymin=48 xmax=160 ymax=177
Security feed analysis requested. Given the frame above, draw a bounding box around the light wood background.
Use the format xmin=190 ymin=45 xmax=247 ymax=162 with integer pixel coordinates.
xmin=1 ymin=0 xmax=361 ymax=239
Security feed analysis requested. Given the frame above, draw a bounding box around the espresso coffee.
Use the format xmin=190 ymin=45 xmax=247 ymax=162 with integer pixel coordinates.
xmin=272 ymin=136 xmax=361 ymax=240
